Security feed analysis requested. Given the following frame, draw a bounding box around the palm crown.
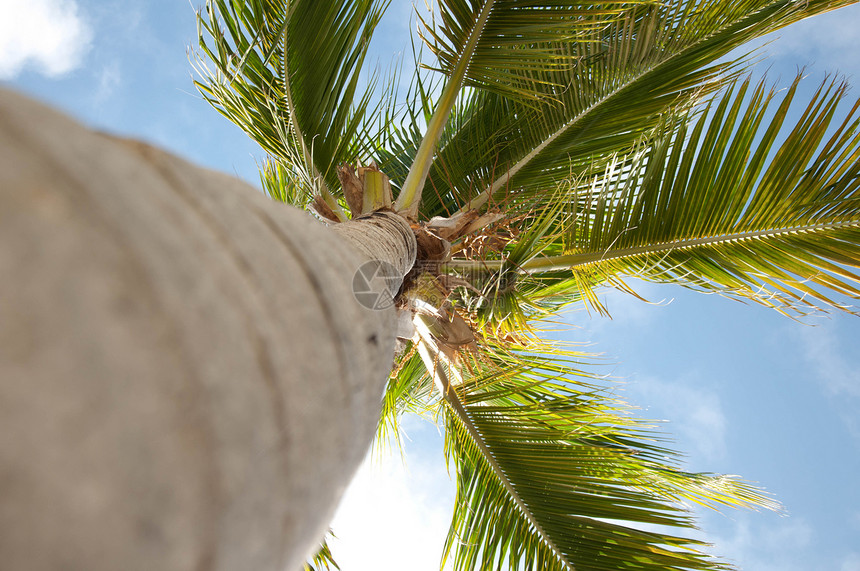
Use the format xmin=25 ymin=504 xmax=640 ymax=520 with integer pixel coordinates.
xmin=192 ymin=1 xmax=860 ymax=569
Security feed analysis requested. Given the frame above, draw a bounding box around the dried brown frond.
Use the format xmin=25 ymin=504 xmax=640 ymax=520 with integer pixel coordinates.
xmin=337 ymin=164 xmax=364 ymax=217
xmin=311 ymin=195 xmax=340 ymax=222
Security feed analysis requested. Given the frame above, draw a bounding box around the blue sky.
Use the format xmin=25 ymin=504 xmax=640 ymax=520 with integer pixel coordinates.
xmin=3 ymin=1 xmax=860 ymax=569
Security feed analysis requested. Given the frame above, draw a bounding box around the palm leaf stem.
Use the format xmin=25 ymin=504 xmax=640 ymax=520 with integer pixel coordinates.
xmin=445 ymin=220 xmax=860 ymax=273
xmin=448 ymin=0 xmax=830 ymax=218
xmin=453 ymin=72 xmax=650 ymax=216
xmin=412 ymin=316 xmax=576 ymax=571
xmin=393 ymin=0 xmax=496 ymax=217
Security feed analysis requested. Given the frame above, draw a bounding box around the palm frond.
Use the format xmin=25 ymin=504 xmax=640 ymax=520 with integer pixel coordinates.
xmin=420 ymin=0 xmax=643 ymax=102
xmin=258 ymin=155 xmax=313 ymax=207
xmin=393 ymin=0 xmax=642 ymax=215
xmin=381 ymin=80 xmax=513 ymax=217
xmin=413 ymin=336 xmax=778 ymax=571
xmin=382 ymin=0 xmax=853 ymax=220
xmin=303 ymin=531 xmax=340 ymax=571
xmin=192 ymin=0 xmax=386 ymax=202
xmin=504 ymin=74 xmax=860 ymax=316
xmin=453 ymin=192 xmax=589 ymax=331
xmin=189 ymin=3 xmax=860 ymax=569
xmin=375 ymin=344 xmax=439 ymax=455
xmin=455 ymin=0 xmax=856 ymax=213
xmin=372 ymin=40 xmax=444 ymax=195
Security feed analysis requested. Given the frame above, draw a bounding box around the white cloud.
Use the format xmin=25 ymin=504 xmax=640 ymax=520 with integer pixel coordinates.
xmin=842 ymin=553 xmax=860 ymax=571
xmin=328 ymin=421 xmax=455 ymax=570
xmin=763 ymin=5 xmax=860 ymax=76
xmin=0 ymin=0 xmax=92 ymax=79
xmin=795 ymin=321 xmax=860 ymax=439
xmin=704 ymin=514 xmax=814 ymax=571
xmin=95 ymin=60 xmax=120 ymax=101
xmin=798 ymin=323 xmax=860 ymax=398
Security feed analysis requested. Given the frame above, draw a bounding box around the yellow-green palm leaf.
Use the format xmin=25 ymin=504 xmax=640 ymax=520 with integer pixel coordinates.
xmin=489 ymin=74 xmax=860 ymax=316
xmin=419 ymin=343 xmax=778 ymax=571
xmin=193 ymin=0 xmax=385 ymax=201
xmin=386 ymin=0 xmax=854 ymax=218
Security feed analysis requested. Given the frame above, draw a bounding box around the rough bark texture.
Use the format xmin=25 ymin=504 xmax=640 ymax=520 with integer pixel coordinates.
xmin=0 ymin=89 xmax=414 ymax=571
xmin=332 ymin=211 xmax=416 ymax=277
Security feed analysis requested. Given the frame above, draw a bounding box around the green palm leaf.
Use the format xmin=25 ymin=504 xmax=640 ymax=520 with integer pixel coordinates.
xmin=193 ymin=0 xmax=385 ymax=209
xmin=375 ymin=345 xmax=438 ymax=453
xmin=393 ymin=0 xmax=641 ymax=214
xmin=410 ymin=334 xmax=777 ymax=571
xmin=303 ymin=532 xmax=341 ymax=571
xmin=493 ymin=74 xmax=860 ymax=316
xmin=258 ymin=156 xmax=313 ymax=206
xmin=385 ymin=0 xmax=853 ymax=219
xmin=378 ymin=69 xmax=510 ymax=216
xmin=471 ymin=0 xmax=856 ymax=209
xmin=420 ymin=0 xmax=644 ymax=101
xmin=192 ymin=2 xmax=860 ymax=569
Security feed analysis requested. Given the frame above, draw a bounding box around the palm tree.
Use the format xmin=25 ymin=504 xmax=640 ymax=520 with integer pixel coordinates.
xmin=0 ymin=85 xmax=421 ymax=571
xmin=192 ymin=0 xmax=860 ymax=569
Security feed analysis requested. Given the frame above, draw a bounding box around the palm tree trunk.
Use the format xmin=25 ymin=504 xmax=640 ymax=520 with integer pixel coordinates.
xmin=0 ymin=89 xmax=415 ymax=571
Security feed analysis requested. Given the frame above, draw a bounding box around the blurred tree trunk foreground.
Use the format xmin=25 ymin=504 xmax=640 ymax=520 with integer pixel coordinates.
xmin=0 ymin=89 xmax=415 ymax=571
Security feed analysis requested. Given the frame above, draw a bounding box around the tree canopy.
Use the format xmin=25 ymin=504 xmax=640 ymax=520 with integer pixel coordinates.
xmin=193 ymin=1 xmax=860 ymax=569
